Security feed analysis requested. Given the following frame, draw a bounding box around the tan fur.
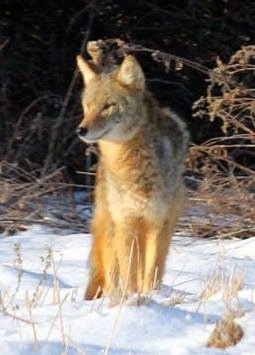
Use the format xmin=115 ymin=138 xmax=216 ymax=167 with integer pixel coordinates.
xmin=76 ymin=53 xmax=189 ymax=299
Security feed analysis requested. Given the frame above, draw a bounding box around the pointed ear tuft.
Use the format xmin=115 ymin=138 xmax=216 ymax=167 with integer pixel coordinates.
xmin=76 ymin=55 xmax=97 ymax=85
xmin=116 ymin=55 xmax=145 ymax=91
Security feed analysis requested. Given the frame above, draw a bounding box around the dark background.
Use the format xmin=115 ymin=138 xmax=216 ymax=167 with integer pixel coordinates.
xmin=0 ymin=0 xmax=254 ymax=179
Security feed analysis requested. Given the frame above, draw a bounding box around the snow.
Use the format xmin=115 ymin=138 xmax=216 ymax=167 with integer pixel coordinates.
xmin=0 ymin=224 xmax=255 ymax=354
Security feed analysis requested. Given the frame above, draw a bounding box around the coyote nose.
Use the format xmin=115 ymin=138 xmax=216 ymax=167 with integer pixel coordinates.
xmin=76 ymin=126 xmax=87 ymax=137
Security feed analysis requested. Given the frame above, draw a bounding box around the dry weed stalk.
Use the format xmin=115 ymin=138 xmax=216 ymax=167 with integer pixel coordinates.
xmin=199 ymin=266 xmax=245 ymax=349
xmin=199 ymin=267 xmax=244 ymax=304
xmin=193 ymin=45 xmax=255 ymax=134
xmin=31 ymin=247 xmax=53 ymax=308
xmin=42 ymin=254 xmax=78 ymax=351
xmin=26 ymin=291 xmax=39 ymax=352
xmin=0 ymin=288 xmax=36 ymax=325
xmin=7 ymin=242 xmax=23 ymax=309
xmin=188 ymin=45 xmax=255 ymax=239
xmin=83 ymin=38 xmax=210 ymax=75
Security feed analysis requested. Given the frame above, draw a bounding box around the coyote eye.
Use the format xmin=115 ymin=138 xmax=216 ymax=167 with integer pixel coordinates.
xmin=102 ymin=102 xmax=117 ymax=111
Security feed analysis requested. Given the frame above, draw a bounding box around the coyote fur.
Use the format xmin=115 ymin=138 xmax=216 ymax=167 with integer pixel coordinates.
xmin=76 ymin=46 xmax=189 ymax=299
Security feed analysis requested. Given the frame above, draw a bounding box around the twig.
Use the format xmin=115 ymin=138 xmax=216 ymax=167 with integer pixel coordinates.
xmin=26 ymin=291 xmax=39 ymax=352
xmin=2 ymin=310 xmax=36 ymax=325
xmin=0 ymin=38 xmax=9 ymax=51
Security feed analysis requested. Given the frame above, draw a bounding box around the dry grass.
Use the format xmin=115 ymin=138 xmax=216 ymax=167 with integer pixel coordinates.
xmin=0 ymin=244 xmax=83 ymax=353
xmin=0 ymin=160 xmax=93 ymax=234
xmin=206 ymin=315 xmax=244 ymax=349
xmin=183 ymin=179 xmax=255 ymax=239
xmin=198 ymin=267 xmax=245 ymax=311
xmin=196 ymin=262 xmax=247 ymax=350
xmin=185 ymin=45 xmax=255 ymax=239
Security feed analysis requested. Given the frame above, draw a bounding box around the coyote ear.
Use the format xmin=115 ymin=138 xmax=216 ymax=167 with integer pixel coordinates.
xmin=76 ymin=55 xmax=97 ymax=85
xmin=116 ymin=55 xmax=145 ymax=91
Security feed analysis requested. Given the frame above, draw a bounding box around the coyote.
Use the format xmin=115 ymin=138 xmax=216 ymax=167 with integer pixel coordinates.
xmin=76 ymin=49 xmax=189 ymax=299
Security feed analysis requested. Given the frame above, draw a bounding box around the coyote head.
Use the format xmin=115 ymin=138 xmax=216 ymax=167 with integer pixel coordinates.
xmin=76 ymin=54 xmax=146 ymax=143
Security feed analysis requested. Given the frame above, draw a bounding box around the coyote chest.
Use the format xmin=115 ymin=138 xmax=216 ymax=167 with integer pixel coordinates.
xmin=100 ymin=136 xmax=175 ymax=222
xmin=106 ymin=173 xmax=169 ymax=221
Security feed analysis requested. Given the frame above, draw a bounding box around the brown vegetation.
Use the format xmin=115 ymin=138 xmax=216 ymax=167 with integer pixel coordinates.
xmin=207 ymin=316 xmax=244 ymax=349
xmin=186 ymin=45 xmax=255 ymax=239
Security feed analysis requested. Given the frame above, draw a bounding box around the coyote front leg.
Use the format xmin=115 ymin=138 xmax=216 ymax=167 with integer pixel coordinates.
xmin=85 ymin=213 xmax=118 ymax=299
xmin=142 ymin=224 xmax=162 ymax=293
xmin=114 ymin=219 xmax=145 ymax=294
xmin=155 ymin=190 xmax=184 ymax=286
xmin=85 ymin=167 xmax=118 ymax=299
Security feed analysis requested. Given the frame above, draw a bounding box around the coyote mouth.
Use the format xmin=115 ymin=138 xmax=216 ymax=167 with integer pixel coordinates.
xmin=79 ymin=126 xmax=112 ymax=143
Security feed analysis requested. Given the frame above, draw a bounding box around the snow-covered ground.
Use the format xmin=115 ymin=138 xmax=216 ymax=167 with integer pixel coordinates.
xmin=0 ymin=224 xmax=255 ymax=354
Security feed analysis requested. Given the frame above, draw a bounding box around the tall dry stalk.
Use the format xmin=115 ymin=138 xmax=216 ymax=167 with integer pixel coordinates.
xmin=187 ymin=45 xmax=255 ymax=239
